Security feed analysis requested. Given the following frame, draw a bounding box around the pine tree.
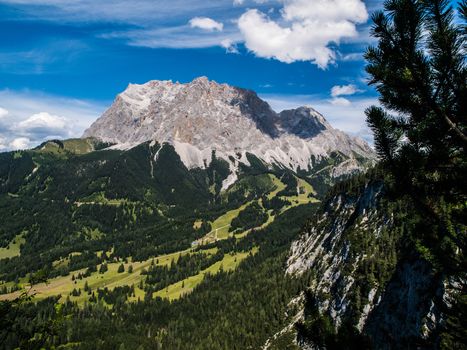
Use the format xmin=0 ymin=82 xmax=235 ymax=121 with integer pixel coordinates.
xmin=365 ymin=0 xmax=466 ymax=197
xmin=99 ymin=263 xmax=108 ymax=274
xmin=118 ymin=263 xmax=125 ymax=273
xmin=365 ymin=0 xmax=466 ymax=270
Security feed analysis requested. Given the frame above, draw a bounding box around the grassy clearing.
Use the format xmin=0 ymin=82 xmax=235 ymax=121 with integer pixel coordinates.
xmin=196 ymin=202 xmax=252 ymax=244
xmin=195 ymin=173 xmax=311 ymax=245
xmin=281 ymin=177 xmax=319 ymax=209
xmin=75 ymin=192 xmax=130 ymax=207
xmin=153 ymin=248 xmax=258 ymax=301
xmin=62 ymin=138 xmax=96 ymax=155
xmin=37 ymin=139 xmax=97 ymax=155
xmin=193 ymin=220 xmax=203 ymax=229
xmin=0 ymin=249 xmax=198 ymax=303
xmin=267 ymin=174 xmax=287 ymax=199
xmin=0 ymin=234 xmax=25 ymax=260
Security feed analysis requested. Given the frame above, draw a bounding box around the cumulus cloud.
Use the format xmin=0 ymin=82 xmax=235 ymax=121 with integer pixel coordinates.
xmin=13 ymin=112 xmax=69 ymax=139
xmin=238 ymin=0 xmax=368 ymax=68
xmin=9 ymin=137 xmax=31 ymax=150
xmin=189 ymin=17 xmax=224 ymax=31
xmin=331 ymin=84 xmax=359 ymax=97
xmin=330 ymin=84 xmax=361 ymax=105
xmin=0 ymin=90 xmax=105 ymax=151
xmin=221 ymin=39 xmax=239 ymax=53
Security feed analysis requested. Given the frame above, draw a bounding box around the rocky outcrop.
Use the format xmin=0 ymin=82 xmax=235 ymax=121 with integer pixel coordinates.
xmin=286 ymin=180 xmax=464 ymax=349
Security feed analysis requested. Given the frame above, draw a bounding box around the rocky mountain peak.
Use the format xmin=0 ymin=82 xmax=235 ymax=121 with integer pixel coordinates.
xmin=83 ymin=77 xmax=375 ymax=185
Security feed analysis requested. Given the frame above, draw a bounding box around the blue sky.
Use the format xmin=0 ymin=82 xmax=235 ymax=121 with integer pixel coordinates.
xmin=0 ymin=0 xmax=386 ymax=150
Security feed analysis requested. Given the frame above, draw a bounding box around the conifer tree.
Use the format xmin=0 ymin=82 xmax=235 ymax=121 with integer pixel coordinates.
xmin=365 ymin=0 xmax=466 ymax=198
xmin=365 ymin=0 xmax=466 ymax=270
xmin=118 ymin=263 xmax=125 ymax=273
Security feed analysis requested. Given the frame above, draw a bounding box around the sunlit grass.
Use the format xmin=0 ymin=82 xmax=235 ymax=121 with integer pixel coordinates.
xmin=153 ymin=248 xmax=258 ymax=301
xmin=0 ymin=234 xmax=25 ymax=260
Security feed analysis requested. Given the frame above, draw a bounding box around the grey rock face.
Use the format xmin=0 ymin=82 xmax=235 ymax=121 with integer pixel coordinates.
xmin=286 ymin=181 xmax=462 ymax=349
xmin=83 ymin=77 xmax=375 ymax=182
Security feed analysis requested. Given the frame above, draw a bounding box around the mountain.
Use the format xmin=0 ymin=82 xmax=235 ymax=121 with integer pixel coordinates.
xmin=0 ymin=79 xmax=379 ymax=349
xmin=83 ymin=77 xmax=374 ymax=189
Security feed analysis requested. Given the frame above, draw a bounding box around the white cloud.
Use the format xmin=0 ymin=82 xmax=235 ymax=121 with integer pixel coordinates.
xmin=238 ymin=0 xmax=368 ymax=68
xmin=1 ymin=1 xmax=240 ymax=52
xmin=102 ymin=25 xmax=241 ymax=49
xmin=13 ymin=112 xmax=69 ymax=138
xmin=0 ymin=90 xmax=105 ymax=151
xmin=0 ymin=137 xmax=7 ymax=150
xmin=9 ymin=137 xmax=31 ymax=150
xmin=221 ymin=39 xmax=239 ymax=53
xmin=331 ymin=84 xmax=359 ymax=97
xmin=282 ymin=0 xmax=367 ymax=23
xmin=1 ymin=0 xmax=374 ymax=58
xmin=0 ymin=0 xmax=229 ymax=25
xmin=0 ymin=107 xmax=8 ymax=118
xmin=189 ymin=17 xmax=224 ymax=32
xmin=330 ymin=84 xmax=361 ymax=105
xmin=234 ymin=0 xmax=270 ymax=5
xmin=339 ymin=52 xmax=364 ymax=61
xmin=330 ymin=97 xmax=351 ymax=106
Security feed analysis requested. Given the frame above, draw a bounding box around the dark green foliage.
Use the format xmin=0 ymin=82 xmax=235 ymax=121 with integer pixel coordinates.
xmin=297 ymin=292 xmax=371 ymax=350
xmin=440 ymin=290 xmax=467 ymax=349
xmin=143 ymin=251 xmax=224 ymax=292
xmin=97 ymin=285 xmax=135 ymax=305
xmin=306 ymin=152 xmax=363 ymax=197
xmin=238 ymin=152 xmax=270 ymax=175
xmin=230 ymin=202 xmax=268 ymax=232
xmin=262 ymin=195 xmax=291 ymax=214
xmin=0 ymin=271 xmax=62 ymax=350
xmin=99 ymin=263 xmax=108 ymax=274
xmin=291 ymin=4 xmax=467 ymax=347
xmin=363 ymin=3 xmax=466 ymax=347
xmin=0 ymin=204 xmax=317 ymax=350
xmin=0 ymin=143 xmax=258 ymax=281
xmin=226 ymin=173 xmax=275 ymax=205
xmin=0 ymin=152 xmax=35 ymax=194
xmin=365 ymin=0 xmax=466 ymax=270
xmin=276 ymin=172 xmax=298 ymax=197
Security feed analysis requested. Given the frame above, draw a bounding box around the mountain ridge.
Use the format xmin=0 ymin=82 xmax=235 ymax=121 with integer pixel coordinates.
xmin=83 ymin=77 xmax=375 ymax=189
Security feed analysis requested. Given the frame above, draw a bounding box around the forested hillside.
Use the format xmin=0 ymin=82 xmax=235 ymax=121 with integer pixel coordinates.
xmin=0 ymin=135 xmax=343 ymax=349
